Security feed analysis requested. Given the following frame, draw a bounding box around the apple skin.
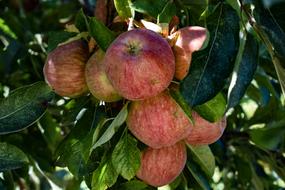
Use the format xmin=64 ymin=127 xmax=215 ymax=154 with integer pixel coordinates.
xmin=43 ymin=40 xmax=89 ymax=98
xmin=127 ymin=90 xmax=192 ymax=148
xmin=185 ymin=112 xmax=226 ymax=145
xmin=104 ymin=29 xmax=175 ymax=100
xmin=136 ymin=141 xmax=187 ymax=187
xmin=85 ymin=49 xmax=122 ymax=102
xmin=173 ymin=26 xmax=207 ymax=80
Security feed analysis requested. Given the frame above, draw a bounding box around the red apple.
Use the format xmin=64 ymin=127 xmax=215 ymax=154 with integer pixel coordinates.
xmin=104 ymin=29 xmax=175 ymax=100
xmin=172 ymin=26 xmax=207 ymax=80
xmin=185 ymin=112 xmax=226 ymax=145
xmin=127 ymin=90 xmax=192 ymax=148
xmin=137 ymin=141 xmax=187 ymax=187
xmin=43 ymin=40 xmax=89 ymax=97
xmin=85 ymin=49 xmax=122 ymax=102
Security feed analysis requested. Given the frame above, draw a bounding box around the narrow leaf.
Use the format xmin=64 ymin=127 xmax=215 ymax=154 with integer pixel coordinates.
xmin=75 ymin=9 xmax=88 ymax=32
xmin=91 ymin=103 xmax=128 ymax=150
xmin=118 ymin=180 xmax=147 ymax=190
xmin=92 ymin=156 xmax=118 ymax=190
xmin=47 ymin=31 xmax=77 ymax=52
xmin=157 ymin=1 xmax=176 ymax=23
xmin=180 ymin=4 xmax=239 ymax=106
xmin=112 ymin=133 xmax=141 ymax=180
xmin=0 ymin=142 xmax=29 ymax=172
xmin=114 ymin=0 xmax=133 ymax=19
xmin=89 ymin=17 xmax=116 ymax=51
xmin=55 ymin=106 xmax=106 ymax=178
xmin=0 ymin=82 xmax=54 ymax=135
xmin=130 ymin=0 xmax=168 ymax=18
xmin=194 ymin=93 xmax=226 ymax=122
xmin=187 ymin=144 xmax=215 ymax=177
xmin=186 ymin=160 xmax=211 ymax=190
xmin=227 ymin=33 xmax=258 ymax=109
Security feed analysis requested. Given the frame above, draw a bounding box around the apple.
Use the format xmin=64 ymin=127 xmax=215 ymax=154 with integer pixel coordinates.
xmin=172 ymin=26 xmax=207 ymax=80
xmin=43 ymin=40 xmax=89 ymax=98
xmin=104 ymin=29 xmax=175 ymax=100
xmin=127 ymin=90 xmax=192 ymax=148
xmin=85 ymin=49 xmax=122 ymax=102
xmin=185 ymin=112 xmax=226 ymax=145
xmin=136 ymin=141 xmax=187 ymax=187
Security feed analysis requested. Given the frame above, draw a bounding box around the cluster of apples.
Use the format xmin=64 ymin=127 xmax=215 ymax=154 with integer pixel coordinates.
xmin=43 ymin=27 xmax=226 ymax=187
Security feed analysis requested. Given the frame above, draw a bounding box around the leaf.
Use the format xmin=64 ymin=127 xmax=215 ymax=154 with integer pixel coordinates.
xmin=55 ymin=106 xmax=106 ymax=178
xmin=227 ymin=33 xmax=258 ymax=109
xmin=194 ymin=93 xmax=226 ymax=122
xmin=118 ymin=180 xmax=148 ymax=190
xmin=114 ymin=0 xmax=133 ymax=19
xmin=91 ymin=103 xmax=128 ymax=150
xmin=180 ymin=4 xmax=239 ymax=106
xmin=89 ymin=17 xmax=116 ymax=51
xmin=75 ymin=9 xmax=88 ymax=32
xmin=157 ymin=1 xmax=176 ymax=23
xmin=169 ymin=87 xmax=193 ymax=123
xmin=92 ymin=156 xmax=118 ymax=190
xmin=0 ymin=142 xmax=29 ymax=172
xmin=130 ymin=0 xmax=168 ymax=18
xmin=254 ymin=6 xmax=285 ymax=96
xmin=0 ymin=82 xmax=54 ymax=135
xmin=112 ymin=133 xmax=141 ymax=180
xmin=249 ymin=119 xmax=285 ymax=150
xmin=47 ymin=31 xmax=77 ymax=52
xmin=186 ymin=160 xmax=211 ymax=190
xmin=187 ymin=144 xmax=215 ymax=177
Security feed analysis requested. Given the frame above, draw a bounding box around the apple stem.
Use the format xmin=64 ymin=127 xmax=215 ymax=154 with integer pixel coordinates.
xmin=128 ymin=18 xmax=135 ymax=31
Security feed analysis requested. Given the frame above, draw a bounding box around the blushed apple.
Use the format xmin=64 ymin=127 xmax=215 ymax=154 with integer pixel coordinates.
xmin=43 ymin=40 xmax=89 ymax=98
xmin=185 ymin=112 xmax=226 ymax=145
xmin=172 ymin=26 xmax=207 ymax=80
xmin=104 ymin=29 xmax=175 ymax=100
xmin=127 ymin=90 xmax=192 ymax=148
xmin=85 ymin=49 xmax=122 ymax=102
xmin=136 ymin=141 xmax=187 ymax=187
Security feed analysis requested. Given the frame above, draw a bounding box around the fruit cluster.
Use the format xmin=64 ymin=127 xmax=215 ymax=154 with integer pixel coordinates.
xmin=44 ymin=27 xmax=226 ymax=187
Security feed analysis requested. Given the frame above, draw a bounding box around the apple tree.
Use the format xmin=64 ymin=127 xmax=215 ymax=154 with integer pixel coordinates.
xmin=0 ymin=0 xmax=285 ymax=189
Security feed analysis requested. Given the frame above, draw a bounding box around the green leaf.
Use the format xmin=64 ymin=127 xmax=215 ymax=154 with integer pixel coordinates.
xmin=89 ymin=17 xmax=116 ymax=51
xmin=130 ymin=0 xmax=168 ymax=18
xmin=157 ymin=1 xmax=176 ymax=23
xmin=55 ymin=106 xmax=106 ymax=178
xmin=187 ymin=144 xmax=215 ymax=177
xmin=92 ymin=156 xmax=118 ymax=190
xmin=114 ymin=0 xmax=133 ymax=19
xmin=91 ymin=103 xmax=128 ymax=150
xmin=47 ymin=31 xmax=77 ymax=52
xmin=75 ymin=9 xmax=88 ymax=32
xmin=118 ymin=180 xmax=148 ymax=190
xmin=194 ymin=93 xmax=226 ymax=122
xmin=0 ymin=142 xmax=29 ymax=172
xmin=169 ymin=88 xmax=193 ymax=123
xmin=180 ymin=4 xmax=239 ymax=106
xmin=0 ymin=82 xmax=54 ymax=135
xmin=39 ymin=112 xmax=62 ymax=153
xmin=227 ymin=33 xmax=258 ymax=109
xmin=249 ymin=119 xmax=285 ymax=150
xmin=112 ymin=133 xmax=141 ymax=180
xmin=186 ymin=159 xmax=211 ymax=190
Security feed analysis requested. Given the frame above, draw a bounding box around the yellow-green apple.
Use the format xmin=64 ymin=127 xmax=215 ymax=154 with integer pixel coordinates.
xmin=127 ymin=90 xmax=192 ymax=148
xmin=185 ymin=112 xmax=226 ymax=145
xmin=43 ymin=40 xmax=89 ymax=98
xmin=104 ymin=29 xmax=175 ymax=100
xmin=136 ymin=141 xmax=187 ymax=187
xmin=85 ymin=49 xmax=121 ymax=102
xmin=172 ymin=26 xmax=207 ymax=80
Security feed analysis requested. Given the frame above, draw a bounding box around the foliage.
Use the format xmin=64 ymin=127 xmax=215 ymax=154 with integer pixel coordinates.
xmin=0 ymin=0 xmax=285 ymax=189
